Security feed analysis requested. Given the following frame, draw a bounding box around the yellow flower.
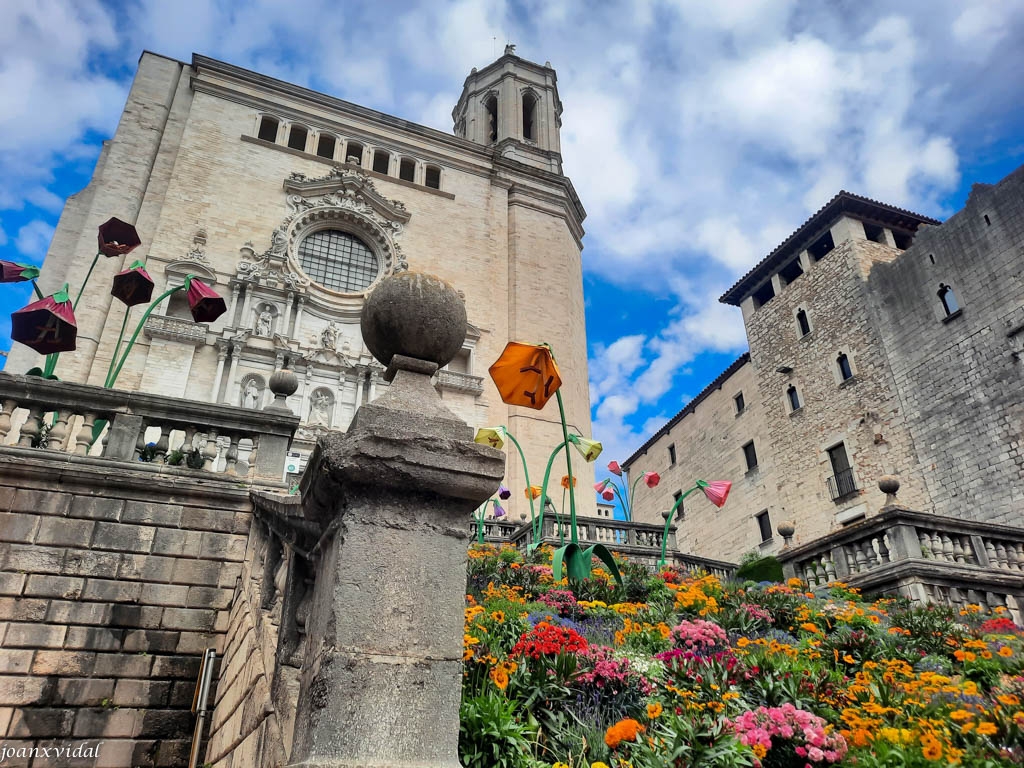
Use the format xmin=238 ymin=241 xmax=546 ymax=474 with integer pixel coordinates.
xmin=647 ymin=702 xmax=663 ymax=719
xmin=920 ymin=735 xmax=942 ymax=761
xmin=752 ymin=744 xmax=767 ymax=759
xmin=490 ymin=610 xmax=505 ymax=623
xmin=553 ymin=763 xmax=570 ymax=768
xmin=950 ymin=710 xmax=973 ymax=721
xmin=976 ymin=722 xmax=998 ymax=736
xmin=568 ymin=435 xmax=603 ymax=462
xmin=999 ymin=646 xmax=1013 ymax=657
xmin=474 ymin=426 xmax=506 ymax=449
xmin=591 ymin=763 xmax=611 ymax=768
xmin=490 ymin=667 xmax=510 ymax=691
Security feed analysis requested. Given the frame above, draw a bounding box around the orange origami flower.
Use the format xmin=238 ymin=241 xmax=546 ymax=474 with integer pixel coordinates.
xmin=561 ymin=475 xmax=577 ymax=489
xmin=488 ymin=341 xmax=562 ymax=410
xmin=524 ymin=486 xmax=542 ymax=500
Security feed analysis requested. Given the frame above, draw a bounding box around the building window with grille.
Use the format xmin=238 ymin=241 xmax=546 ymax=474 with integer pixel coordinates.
xmin=837 ymin=353 xmax=853 ymax=381
xmin=742 ymin=441 xmax=758 ymax=471
xmin=755 ymin=510 xmax=772 ymax=542
xmin=826 ymin=442 xmax=857 ymax=500
xmin=796 ymin=308 xmax=811 ymax=337
xmin=296 ymin=230 xmax=380 ymax=294
xmin=734 ymin=392 xmax=745 ymax=414
xmin=668 ymin=444 xmax=676 ymax=466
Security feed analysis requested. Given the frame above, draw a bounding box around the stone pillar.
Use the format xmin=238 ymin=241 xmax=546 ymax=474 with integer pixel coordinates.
xmin=240 ymin=281 xmax=254 ymax=325
xmin=211 ymin=346 xmax=228 ymax=402
xmin=227 ymin=283 xmax=241 ymax=326
xmin=294 ymin=297 xmax=306 ymax=336
xmin=288 ymin=273 xmax=504 ymax=768
xmin=225 ymin=343 xmax=241 ymax=404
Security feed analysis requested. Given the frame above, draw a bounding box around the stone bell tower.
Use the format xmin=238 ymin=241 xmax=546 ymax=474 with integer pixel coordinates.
xmin=452 ymin=44 xmax=564 ymax=173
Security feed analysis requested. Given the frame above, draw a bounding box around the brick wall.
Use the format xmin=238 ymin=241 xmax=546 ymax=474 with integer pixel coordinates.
xmin=0 ymin=449 xmax=252 ymax=766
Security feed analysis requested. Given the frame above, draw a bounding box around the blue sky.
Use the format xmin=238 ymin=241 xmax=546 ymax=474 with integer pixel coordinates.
xmin=2 ymin=0 xmax=1024 ymax=464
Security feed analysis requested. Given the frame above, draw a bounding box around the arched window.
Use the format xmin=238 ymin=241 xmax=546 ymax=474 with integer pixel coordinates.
xmin=316 ymin=134 xmax=336 ymax=159
xmin=257 ymin=116 xmax=280 ymax=142
xmin=398 ymin=158 xmax=416 ymax=182
xmin=522 ymin=91 xmax=538 ymax=141
xmin=372 ymin=149 xmax=390 ymax=174
xmin=938 ymin=284 xmax=959 ymax=316
xmin=787 ymin=385 xmax=801 ymax=411
xmin=287 ymin=125 xmax=308 ymax=151
xmin=344 ymin=141 xmax=364 ymax=166
xmin=424 ymin=165 xmax=441 ymax=190
xmin=484 ymin=94 xmax=498 ymax=143
xmin=837 ymin=353 xmax=853 ymax=381
xmin=796 ymin=309 xmax=811 ymax=337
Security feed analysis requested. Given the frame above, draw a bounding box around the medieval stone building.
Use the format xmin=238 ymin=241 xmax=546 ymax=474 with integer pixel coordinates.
xmin=626 ymin=166 xmax=1024 ymax=562
xmin=5 ymin=48 xmax=594 ymax=509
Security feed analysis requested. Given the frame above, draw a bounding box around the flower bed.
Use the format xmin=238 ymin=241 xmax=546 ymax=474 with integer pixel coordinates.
xmin=461 ymin=544 xmax=1024 ymax=767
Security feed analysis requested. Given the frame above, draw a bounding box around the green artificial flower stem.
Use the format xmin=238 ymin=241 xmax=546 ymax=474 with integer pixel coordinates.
xmin=72 ymin=252 xmax=101 ymax=311
xmin=475 ymin=502 xmax=486 ymax=545
xmin=658 ymin=484 xmax=701 ymax=568
xmin=554 ymin=388 xmax=578 ymax=544
xmin=30 ymin=281 xmax=45 ymax=300
xmin=534 ymin=439 xmax=569 ymax=547
xmin=104 ymin=308 xmax=133 ymax=389
xmin=106 ymin=284 xmax=183 ymax=388
xmin=501 ymin=426 xmax=536 ymax=530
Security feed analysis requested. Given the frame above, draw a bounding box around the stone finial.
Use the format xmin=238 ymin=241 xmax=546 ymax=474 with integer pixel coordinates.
xmin=777 ymin=520 xmax=796 ymax=547
xmin=266 ymin=366 xmax=299 ymax=412
xmin=360 ymin=272 xmax=467 ymax=382
xmin=879 ymin=474 xmax=900 ymax=506
xmin=661 ymin=510 xmax=671 ymax=520
xmin=519 ymin=512 xmax=528 ymax=522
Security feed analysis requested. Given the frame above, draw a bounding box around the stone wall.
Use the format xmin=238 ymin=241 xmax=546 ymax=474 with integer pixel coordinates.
xmin=0 ymin=448 xmax=254 ymax=767
xmin=867 ymin=167 xmax=1024 ymax=524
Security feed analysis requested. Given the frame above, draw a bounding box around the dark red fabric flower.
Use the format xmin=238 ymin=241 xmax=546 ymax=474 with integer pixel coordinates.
xmin=97 ymin=217 xmax=142 ymax=257
xmin=0 ymin=261 xmax=40 ymax=283
xmin=110 ymin=262 xmax=154 ymax=307
xmin=11 ymin=289 xmax=77 ymax=354
xmin=185 ymin=278 xmax=227 ymax=323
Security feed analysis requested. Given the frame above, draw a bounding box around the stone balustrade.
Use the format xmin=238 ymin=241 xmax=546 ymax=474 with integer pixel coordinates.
xmin=779 ymin=506 xmax=1024 ymax=621
xmin=434 ymin=368 xmax=485 ymax=395
xmin=0 ymin=371 xmax=299 ymax=481
xmin=144 ymin=314 xmax=208 ymax=345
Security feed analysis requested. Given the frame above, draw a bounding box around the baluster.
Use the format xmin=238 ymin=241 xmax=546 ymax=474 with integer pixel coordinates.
xmin=824 ymin=558 xmax=837 ymax=581
xmin=994 ymin=542 xmax=1009 ymax=569
xmin=97 ymin=415 xmax=112 ymax=457
xmin=133 ymin=419 xmax=149 ymax=461
xmin=1004 ymin=544 xmax=1018 ymax=570
xmin=46 ymin=410 xmax=69 ymax=451
xmin=203 ymin=430 xmax=220 ymax=472
xmin=18 ymin=406 xmax=43 ymax=448
xmin=930 ymin=532 xmax=944 ymax=559
xmin=0 ymin=399 xmax=17 ymax=443
xmin=247 ymin=436 xmax=259 ymax=480
xmin=225 ymin=434 xmax=240 ymax=475
xmin=952 ymin=536 xmax=966 ymax=564
xmin=1012 ymin=544 xmax=1024 ymax=571
xmin=941 ymin=534 xmax=955 ymax=562
xmin=854 ymin=542 xmax=868 ymax=572
xmin=181 ymin=425 xmax=198 ymax=454
xmin=153 ymin=424 xmax=171 ymax=463
xmin=919 ymin=531 xmax=932 ymax=558
xmin=842 ymin=545 xmax=857 ymax=573
xmin=877 ymin=534 xmax=891 ymax=564
xmin=864 ymin=539 xmax=879 ymax=567
xmin=985 ymin=540 xmax=998 ymax=566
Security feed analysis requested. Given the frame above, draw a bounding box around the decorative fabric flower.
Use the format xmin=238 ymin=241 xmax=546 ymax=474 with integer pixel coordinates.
xmin=497 ymin=485 xmax=511 ymax=500
xmin=185 ymin=277 xmax=227 ymax=323
xmin=97 ymin=217 xmax=142 ymax=257
xmin=569 ymin=435 xmax=603 ymax=462
xmin=643 ymin=471 xmax=661 ymax=488
xmin=524 ymin=486 xmax=542 ymax=500
xmin=594 ymin=479 xmax=610 ymax=493
xmin=474 ymin=426 xmax=506 ymax=449
xmin=0 ymin=262 xmax=40 ymax=283
xmin=488 ymin=341 xmax=562 ymax=410
xmin=560 ymin=475 xmax=576 ymax=489
xmin=110 ymin=261 xmax=154 ymax=307
xmin=601 ymin=489 xmax=615 ymax=501
xmin=700 ymin=480 xmax=732 ymax=508
xmin=492 ymin=500 xmax=506 ymax=518
xmin=608 ymin=460 xmax=622 ymax=476
xmin=11 ymin=286 xmax=77 ymax=354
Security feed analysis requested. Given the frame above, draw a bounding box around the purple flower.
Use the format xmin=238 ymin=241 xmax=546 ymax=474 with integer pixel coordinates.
xmin=492 ymin=500 xmax=506 ymax=518
xmin=498 ymin=485 xmax=512 ymax=500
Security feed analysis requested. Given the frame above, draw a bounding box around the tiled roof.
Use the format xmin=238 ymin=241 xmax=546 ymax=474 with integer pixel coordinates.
xmin=622 ymin=352 xmax=750 ymax=469
xmin=719 ymin=191 xmax=942 ymax=306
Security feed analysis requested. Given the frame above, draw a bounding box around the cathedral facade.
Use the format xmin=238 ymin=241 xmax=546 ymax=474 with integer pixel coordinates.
xmin=7 ymin=49 xmax=594 ymax=507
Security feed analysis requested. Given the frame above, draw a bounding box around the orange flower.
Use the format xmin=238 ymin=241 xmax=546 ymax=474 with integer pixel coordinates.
xmin=646 ymin=702 xmax=663 ymax=719
xmin=604 ymin=718 xmax=645 ymax=748
xmin=976 ymin=722 xmax=998 ymax=736
xmin=524 ymin=486 xmax=542 ymax=500
xmin=490 ymin=667 xmax=509 ymax=691
xmin=999 ymin=646 xmax=1013 ymax=657
xmin=488 ymin=341 xmax=562 ymax=410
xmin=560 ymin=474 xmax=576 ymax=489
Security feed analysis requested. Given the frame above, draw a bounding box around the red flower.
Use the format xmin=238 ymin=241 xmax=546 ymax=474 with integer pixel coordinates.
xmin=110 ymin=262 xmax=154 ymax=307
xmin=643 ymin=471 xmax=660 ymax=488
xmin=510 ymin=621 xmax=588 ymax=659
xmin=0 ymin=261 xmax=40 ymax=283
xmin=97 ymin=217 xmax=142 ymax=257
xmin=701 ymin=480 xmax=732 ymax=508
xmin=186 ymin=278 xmax=227 ymax=323
xmin=601 ymin=489 xmax=615 ymax=501
xmin=11 ymin=288 xmax=77 ymax=354
xmin=608 ymin=460 xmax=622 ymax=476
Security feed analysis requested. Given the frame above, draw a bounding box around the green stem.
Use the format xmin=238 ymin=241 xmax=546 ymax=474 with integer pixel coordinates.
xmin=555 ymin=389 xmax=577 ymax=544
xmin=658 ymin=484 xmax=701 ymax=568
xmin=627 ymin=474 xmax=646 ymax=522
xmin=106 ymin=284 xmax=182 ymax=388
xmin=502 ymin=427 xmax=536 ymax=533
xmin=104 ymin=307 xmax=133 ymax=389
xmin=30 ymin=280 xmax=45 ymax=300
xmin=476 ymin=502 xmax=486 ymax=545
xmin=534 ymin=439 xmax=569 ymax=547
xmin=73 ymin=252 xmax=101 ymax=311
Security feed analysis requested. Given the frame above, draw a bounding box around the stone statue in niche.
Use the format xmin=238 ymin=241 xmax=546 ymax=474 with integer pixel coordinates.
xmin=321 ymin=323 xmax=338 ymax=351
xmin=243 ymin=380 xmax=261 ymax=410
xmin=256 ymin=310 xmax=273 ymax=337
xmin=309 ymin=391 xmax=333 ymax=427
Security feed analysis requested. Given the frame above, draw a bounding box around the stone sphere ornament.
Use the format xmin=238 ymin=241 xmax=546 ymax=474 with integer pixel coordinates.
xmin=878 ymin=475 xmax=901 ymax=496
xmin=267 ymin=366 xmax=300 ymax=412
xmin=360 ymin=272 xmax=467 ymax=368
xmin=777 ymin=520 xmax=796 ymax=539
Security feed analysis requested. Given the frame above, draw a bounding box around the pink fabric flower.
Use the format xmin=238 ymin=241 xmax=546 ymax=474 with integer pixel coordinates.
xmin=608 ymin=460 xmax=622 ymax=476
xmin=186 ymin=278 xmax=227 ymax=323
xmin=601 ymin=489 xmax=615 ymax=501
xmin=701 ymin=480 xmax=732 ymax=508
xmin=643 ymin=471 xmax=660 ymax=488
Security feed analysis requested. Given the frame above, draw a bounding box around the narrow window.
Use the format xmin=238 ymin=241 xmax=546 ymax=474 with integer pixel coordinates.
xmin=484 ymin=94 xmax=498 ymax=143
xmin=796 ymin=309 xmax=811 ymax=337
xmin=756 ymin=510 xmax=772 ymax=542
xmin=863 ymin=222 xmax=886 ymax=243
xmin=522 ymin=91 xmax=538 ymax=141
xmin=668 ymin=444 xmax=676 ymax=466
xmin=752 ymin=281 xmax=775 ymax=309
xmin=372 ymin=149 xmax=390 ymax=174
xmin=787 ymin=385 xmax=801 ymax=412
xmin=424 ymin=165 xmax=441 ymax=190
xmin=287 ymin=125 xmax=308 ymax=151
xmin=827 ymin=443 xmax=855 ymax=499
xmin=345 ymin=141 xmax=364 ymax=166
xmin=257 ymin=116 xmax=279 ymax=142
xmin=808 ymin=231 xmax=835 ymax=261
xmin=743 ymin=441 xmax=758 ymax=471
xmin=779 ymin=259 xmax=803 ymax=285
xmin=399 ymin=158 xmax=416 ymax=182
xmin=837 ymin=353 xmax=853 ymax=381
xmin=928 ymin=253 xmax=935 ymax=265
xmin=984 ymin=214 xmax=991 ymax=226
xmin=316 ymin=134 xmax=336 ymax=159
xmin=938 ymin=284 xmax=959 ymax=316
xmin=734 ymin=392 xmax=745 ymax=414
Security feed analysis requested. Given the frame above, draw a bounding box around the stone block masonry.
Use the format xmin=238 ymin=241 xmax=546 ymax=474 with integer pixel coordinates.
xmin=0 ymin=448 xmax=261 ymax=767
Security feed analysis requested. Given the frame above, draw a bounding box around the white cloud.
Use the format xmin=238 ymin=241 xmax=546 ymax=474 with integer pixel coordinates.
xmin=15 ymin=220 xmax=55 ymax=259
xmin=0 ymin=220 xmax=7 ymax=246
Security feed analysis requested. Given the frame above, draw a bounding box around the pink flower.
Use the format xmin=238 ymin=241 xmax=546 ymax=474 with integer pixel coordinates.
xmin=608 ymin=460 xmax=622 ymax=476
xmin=594 ymin=479 xmax=610 ymax=493
xmin=601 ymin=489 xmax=615 ymax=501
xmin=11 ymin=288 xmax=77 ymax=355
xmin=643 ymin=472 xmax=660 ymax=488
xmin=701 ymin=480 xmax=732 ymax=508
xmin=185 ymin=278 xmax=227 ymax=323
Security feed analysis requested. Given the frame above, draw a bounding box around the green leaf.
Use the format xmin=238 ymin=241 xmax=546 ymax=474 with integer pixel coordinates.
xmin=584 ymin=543 xmax=623 ymax=585
xmin=551 ymin=544 xmax=569 ymax=582
xmin=52 ymin=283 xmax=71 ymax=304
xmin=25 ymin=367 xmax=43 ymax=377
xmin=565 ymin=544 xmax=591 ymax=581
